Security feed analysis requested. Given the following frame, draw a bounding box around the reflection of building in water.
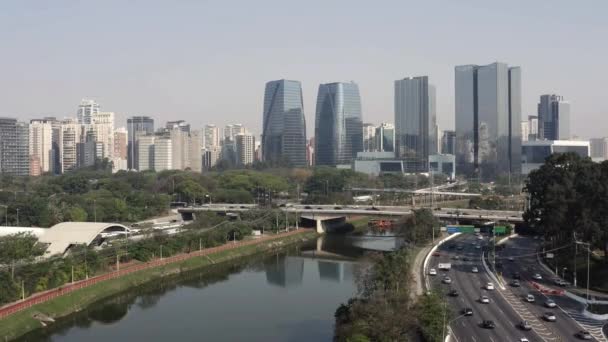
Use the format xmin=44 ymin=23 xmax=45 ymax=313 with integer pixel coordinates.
xmin=265 ymin=256 xmax=304 ymax=288
xmin=318 ymin=260 xmax=354 ymax=283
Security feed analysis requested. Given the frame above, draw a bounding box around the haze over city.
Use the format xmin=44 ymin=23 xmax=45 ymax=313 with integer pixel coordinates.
xmin=2 ymin=0 xmax=607 ymax=138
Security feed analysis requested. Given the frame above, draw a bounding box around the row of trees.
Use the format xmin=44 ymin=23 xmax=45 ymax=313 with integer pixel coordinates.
xmin=334 ymin=209 xmax=447 ymax=341
xmin=524 ymin=153 xmax=608 ymax=262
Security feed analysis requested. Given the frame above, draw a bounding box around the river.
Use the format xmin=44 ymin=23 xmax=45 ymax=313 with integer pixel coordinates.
xmin=18 ymin=234 xmax=400 ymax=342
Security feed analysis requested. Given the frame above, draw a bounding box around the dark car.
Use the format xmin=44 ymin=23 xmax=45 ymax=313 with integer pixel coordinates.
xmin=334 ymin=206 xmax=342 ymax=210
xmin=510 ymin=280 xmax=521 ymax=287
xmin=304 ymin=206 xmax=312 ymax=209
xmin=519 ymin=320 xmax=532 ymax=331
xmin=462 ymin=307 xmax=473 ymax=316
xmin=463 ymin=257 xmax=469 ymax=261
xmin=513 ymin=272 xmax=521 ymax=280
xmin=367 ymin=206 xmax=380 ymax=211
xmin=448 ymin=289 xmax=459 ymax=297
xmin=576 ymin=330 xmax=592 ymax=340
xmin=482 ymin=320 xmax=496 ymax=329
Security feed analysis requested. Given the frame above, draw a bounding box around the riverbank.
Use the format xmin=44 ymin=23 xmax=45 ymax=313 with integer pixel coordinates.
xmin=0 ymin=229 xmax=318 ymax=341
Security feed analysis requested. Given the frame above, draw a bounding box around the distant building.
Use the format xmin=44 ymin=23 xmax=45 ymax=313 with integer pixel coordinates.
xmin=60 ymin=119 xmax=83 ymax=173
xmin=521 ymin=140 xmax=589 ymax=174
xmin=441 ymin=130 xmax=456 ymax=155
xmin=306 ymin=137 xmax=315 ymax=167
xmin=590 ymin=137 xmax=608 ymax=161
xmin=204 ymin=124 xmax=220 ymax=149
xmin=262 ymin=79 xmax=307 ymax=166
xmin=90 ymin=111 xmax=115 ymax=159
xmin=375 ymin=123 xmax=395 ymax=153
xmin=235 ymin=133 xmax=255 ymax=166
xmin=395 ymin=76 xmax=437 ymax=172
xmin=203 ymin=146 xmax=221 ymax=170
xmin=29 ymin=119 xmax=54 ymax=175
xmin=0 ymin=118 xmax=29 ymax=176
xmin=224 ymin=124 xmax=246 ymax=142
xmin=353 ymin=151 xmax=404 ymax=176
xmin=77 ymin=99 xmax=100 ymax=125
xmin=362 ymin=123 xmax=376 ymax=151
xmin=528 ymin=115 xmax=539 ymax=140
xmin=153 ymin=137 xmax=172 ymax=171
xmin=429 ymin=154 xmax=456 ymax=180
xmin=538 ymin=94 xmax=570 ymax=140
xmin=127 ymin=116 xmax=154 ymax=170
xmin=166 ymin=120 xmax=191 ymax=133
xmin=137 ymin=135 xmax=155 ymax=171
xmin=315 ymin=82 xmax=363 ymax=166
xmin=455 ymin=62 xmax=521 ymax=180
xmin=521 ymin=121 xmax=530 ymax=142
xmin=113 ymin=127 xmax=128 ymax=159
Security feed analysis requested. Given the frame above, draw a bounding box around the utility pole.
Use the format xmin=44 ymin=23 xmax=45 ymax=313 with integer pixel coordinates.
xmin=116 ymin=253 xmax=120 ymax=271
xmin=15 ymin=208 xmax=19 ymax=226
xmin=199 ymin=238 xmax=202 ymax=251
xmin=71 ymin=265 xmax=74 ymax=283
xmin=21 ymin=280 xmax=25 ymax=301
xmin=160 ymin=245 xmax=163 ymax=260
xmin=285 ymin=211 xmax=288 ymax=231
xmin=93 ymin=199 xmax=97 ymax=223
xmin=85 ymin=245 xmax=88 ymax=279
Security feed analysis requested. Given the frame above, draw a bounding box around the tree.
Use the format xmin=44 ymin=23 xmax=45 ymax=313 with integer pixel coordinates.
xmin=0 ymin=233 xmax=46 ymax=278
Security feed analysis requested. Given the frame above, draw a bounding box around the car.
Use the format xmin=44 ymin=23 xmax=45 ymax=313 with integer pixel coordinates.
xmin=334 ymin=206 xmax=342 ymax=210
xmin=475 ymin=245 xmax=481 ymax=249
xmin=477 ymin=235 xmax=483 ymax=240
xmin=432 ymin=252 xmax=441 ymax=257
xmin=519 ymin=320 xmax=532 ymax=331
xmin=442 ymin=276 xmax=452 ymax=284
xmin=520 ymin=338 xmax=530 ymax=342
xmin=462 ymin=307 xmax=473 ymax=316
xmin=471 ymin=267 xmax=479 ymax=273
xmin=482 ymin=320 xmax=496 ymax=329
xmin=479 ymin=296 xmax=490 ymax=304
xmin=543 ymin=312 xmax=557 ymax=322
xmin=532 ymin=273 xmax=542 ymax=280
xmin=508 ymin=256 xmax=515 ymax=262
xmin=452 ymin=255 xmax=460 ymax=260
xmin=429 ymin=268 xmax=437 ymax=276
xmin=448 ymin=289 xmax=459 ymax=297
xmin=317 ymin=207 xmax=323 ymax=210
xmin=457 ymin=245 xmax=464 ymax=250
xmin=545 ymin=299 xmax=557 ymax=308
xmin=304 ymin=206 xmax=312 ymax=209
xmin=485 ymin=282 xmax=495 ymax=290
xmin=513 ymin=272 xmax=521 ymax=280
xmin=463 ymin=257 xmax=469 ymax=261
xmin=526 ymin=294 xmax=535 ymax=303
xmin=367 ymin=206 xmax=380 ymax=211
xmin=576 ymin=330 xmax=593 ymax=340
xmin=510 ymin=280 xmax=521 ymax=287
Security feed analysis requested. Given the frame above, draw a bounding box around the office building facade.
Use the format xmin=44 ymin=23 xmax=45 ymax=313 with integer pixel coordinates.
xmin=236 ymin=133 xmax=255 ymax=166
xmin=262 ymin=79 xmax=307 ymax=166
xmin=204 ymin=124 xmax=221 ymax=149
xmin=394 ymin=76 xmax=437 ymax=172
xmin=441 ymin=130 xmax=456 ymax=155
xmin=362 ymin=123 xmax=376 ymax=151
xmin=455 ymin=62 xmax=522 ymax=180
xmin=127 ymin=116 xmax=154 ymax=170
xmin=29 ymin=119 xmax=54 ymax=175
xmin=538 ymin=94 xmax=570 ymax=140
xmin=315 ymin=82 xmax=363 ymax=166
xmin=590 ymin=137 xmax=608 ymax=161
xmin=0 ymin=118 xmax=30 ymax=176
xmin=77 ymin=99 xmax=100 ymax=125
xmin=376 ymin=122 xmax=395 ymax=153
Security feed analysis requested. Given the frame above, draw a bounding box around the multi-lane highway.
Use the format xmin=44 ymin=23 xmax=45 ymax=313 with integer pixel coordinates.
xmin=428 ymin=233 xmax=542 ymax=342
xmin=498 ymin=236 xmax=607 ymax=341
xmin=427 ymin=233 xmax=608 ymax=342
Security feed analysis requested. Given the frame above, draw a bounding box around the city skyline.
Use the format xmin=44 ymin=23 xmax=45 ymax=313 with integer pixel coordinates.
xmin=1 ymin=2 xmax=607 ymax=139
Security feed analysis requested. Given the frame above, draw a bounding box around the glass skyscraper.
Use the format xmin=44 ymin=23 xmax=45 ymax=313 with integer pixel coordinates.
xmin=394 ymin=76 xmax=437 ymax=172
xmin=314 ymin=82 xmax=363 ymax=166
xmin=455 ymin=62 xmax=521 ymax=180
xmin=0 ymin=118 xmax=30 ymax=176
xmin=538 ymin=94 xmax=570 ymax=140
xmin=262 ymin=80 xmax=307 ymax=167
xmin=127 ymin=116 xmax=155 ymax=170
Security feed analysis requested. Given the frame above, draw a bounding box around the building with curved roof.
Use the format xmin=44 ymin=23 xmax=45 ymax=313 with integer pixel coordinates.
xmin=36 ymin=222 xmax=130 ymax=256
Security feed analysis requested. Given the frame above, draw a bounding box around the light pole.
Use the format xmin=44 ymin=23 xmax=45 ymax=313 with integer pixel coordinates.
xmin=93 ymin=199 xmax=97 ymax=223
xmin=443 ymin=312 xmax=467 ymax=341
xmin=16 ymin=208 xmax=19 ymax=226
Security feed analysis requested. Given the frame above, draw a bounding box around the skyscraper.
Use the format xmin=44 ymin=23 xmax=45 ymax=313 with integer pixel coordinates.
xmin=375 ymin=122 xmax=395 ymax=153
xmin=224 ymin=124 xmax=246 ymax=142
xmin=204 ymin=124 xmax=220 ymax=149
xmin=394 ymin=76 xmax=437 ymax=172
xmin=538 ymin=94 xmax=570 ymax=140
xmin=154 ymin=137 xmax=172 ymax=171
xmin=315 ymin=82 xmax=363 ymax=166
xmin=137 ymin=135 xmax=155 ymax=171
xmin=441 ymin=130 xmax=456 ymax=155
xmin=455 ymin=62 xmax=521 ymax=180
xmin=29 ymin=119 xmax=54 ymax=175
xmin=77 ymin=99 xmax=100 ymax=125
xmin=60 ymin=118 xmax=83 ymax=173
xmin=235 ymin=133 xmax=255 ymax=166
xmin=127 ymin=116 xmax=154 ymax=170
xmin=262 ymin=79 xmax=307 ymax=166
xmin=0 ymin=118 xmax=29 ymax=176
xmin=362 ymin=123 xmax=376 ymax=151
xmin=166 ymin=120 xmax=191 ymax=133
xmin=90 ymin=111 xmax=115 ymax=160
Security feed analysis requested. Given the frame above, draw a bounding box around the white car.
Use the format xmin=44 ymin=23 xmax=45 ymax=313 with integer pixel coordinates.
xmin=429 ymin=268 xmax=437 ymax=276
xmin=526 ymin=294 xmax=535 ymax=303
xmin=471 ymin=267 xmax=479 ymax=273
xmin=486 ymin=282 xmax=495 ymax=290
xmin=480 ymin=295 xmax=490 ymax=304
xmin=545 ymin=299 xmax=557 ymax=308
xmin=543 ymin=312 xmax=557 ymax=322
xmin=532 ymin=273 xmax=542 ymax=280
xmin=443 ymin=276 xmax=452 ymax=284
xmin=520 ymin=338 xmax=529 ymax=342
xmin=475 ymin=244 xmax=481 ymax=249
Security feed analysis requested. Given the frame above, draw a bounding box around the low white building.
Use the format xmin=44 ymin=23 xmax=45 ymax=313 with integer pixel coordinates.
xmin=521 ymin=140 xmax=590 ymax=174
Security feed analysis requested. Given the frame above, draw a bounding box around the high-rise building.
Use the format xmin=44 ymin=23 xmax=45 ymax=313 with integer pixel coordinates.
xmin=60 ymin=118 xmax=83 ymax=173
xmin=306 ymin=137 xmax=315 ymax=167
xmin=538 ymin=94 xmax=570 ymax=140
xmin=262 ymin=79 xmax=307 ymax=166
xmin=188 ymin=129 xmax=203 ymax=172
xmin=0 ymin=118 xmax=30 ymax=176
xmin=166 ymin=120 xmax=191 ymax=133
xmin=113 ymin=127 xmax=128 ymax=159
xmin=362 ymin=123 xmax=376 ymax=151
xmin=137 ymin=135 xmax=155 ymax=171
xmin=394 ymin=76 xmax=437 ymax=172
xmin=315 ymin=82 xmax=363 ymax=166
xmin=77 ymin=99 xmax=100 ymax=125
xmin=29 ymin=119 xmax=54 ymax=175
xmin=235 ymin=133 xmax=255 ymax=166
xmin=528 ymin=115 xmax=539 ymax=140
xmin=90 ymin=111 xmax=115 ymax=160
xmin=375 ymin=123 xmax=395 ymax=153
xmin=204 ymin=124 xmax=220 ymax=149
xmin=127 ymin=116 xmax=154 ymax=170
xmin=590 ymin=137 xmax=608 ymax=161
xmin=455 ymin=62 xmax=522 ymax=180
xmin=441 ymin=130 xmax=456 ymax=155
xmin=224 ymin=124 xmax=246 ymax=142
xmin=154 ymin=137 xmax=172 ymax=171
xmin=203 ymin=146 xmax=221 ymax=170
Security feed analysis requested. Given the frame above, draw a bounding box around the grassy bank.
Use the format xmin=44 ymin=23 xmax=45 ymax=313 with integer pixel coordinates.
xmin=0 ymin=230 xmax=317 ymax=341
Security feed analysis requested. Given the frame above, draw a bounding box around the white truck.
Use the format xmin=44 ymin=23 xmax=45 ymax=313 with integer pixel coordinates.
xmin=438 ymin=263 xmax=452 ymax=270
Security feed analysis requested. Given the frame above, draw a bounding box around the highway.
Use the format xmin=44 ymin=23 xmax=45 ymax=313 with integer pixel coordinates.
xmin=498 ymin=235 xmax=607 ymax=341
xmin=428 ymin=233 xmax=542 ymax=342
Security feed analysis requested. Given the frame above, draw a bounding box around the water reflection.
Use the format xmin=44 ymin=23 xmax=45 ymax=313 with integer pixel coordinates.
xmin=18 ymin=235 xmax=396 ymax=342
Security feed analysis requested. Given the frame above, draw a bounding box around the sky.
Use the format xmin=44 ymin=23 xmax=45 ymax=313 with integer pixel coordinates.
xmin=1 ymin=0 xmax=607 ymax=139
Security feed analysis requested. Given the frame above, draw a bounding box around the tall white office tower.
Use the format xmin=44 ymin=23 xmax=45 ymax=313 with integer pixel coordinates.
xmin=29 ymin=119 xmax=54 ymax=175
xmin=236 ymin=133 xmax=255 ymax=165
xmin=77 ymin=99 xmax=100 ymax=125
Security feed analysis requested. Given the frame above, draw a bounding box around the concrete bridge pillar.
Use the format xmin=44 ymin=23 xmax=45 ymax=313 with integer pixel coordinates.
xmin=316 ymin=219 xmax=324 ymax=234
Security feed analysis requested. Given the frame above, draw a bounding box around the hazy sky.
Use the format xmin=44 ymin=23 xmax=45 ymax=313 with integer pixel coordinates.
xmin=1 ymin=1 xmax=607 ymax=138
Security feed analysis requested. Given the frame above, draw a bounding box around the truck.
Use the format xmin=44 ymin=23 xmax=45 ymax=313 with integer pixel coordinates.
xmin=438 ymin=263 xmax=452 ymax=270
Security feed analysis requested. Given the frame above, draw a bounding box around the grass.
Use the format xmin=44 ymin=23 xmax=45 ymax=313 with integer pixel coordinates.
xmin=0 ymin=230 xmax=318 ymax=341
xmin=348 ymin=217 xmax=372 ymax=235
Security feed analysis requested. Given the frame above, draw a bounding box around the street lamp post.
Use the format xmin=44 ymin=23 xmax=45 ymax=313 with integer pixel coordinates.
xmin=93 ymin=200 xmax=97 ymax=223
xmin=16 ymin=208 xmax=19 ymax=226
xmin=443 ymin=312 xmax=467 ymax=341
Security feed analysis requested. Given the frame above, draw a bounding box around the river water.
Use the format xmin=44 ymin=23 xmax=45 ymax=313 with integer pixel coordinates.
xmin=19 ymin=234 xmax=399 ymax=342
